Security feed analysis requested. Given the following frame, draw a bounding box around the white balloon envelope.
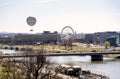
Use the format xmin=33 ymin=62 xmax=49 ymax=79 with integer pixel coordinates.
xmin=26 ymin=16 xmax=36 ymax=26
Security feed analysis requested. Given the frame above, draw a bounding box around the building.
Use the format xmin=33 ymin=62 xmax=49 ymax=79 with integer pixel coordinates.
xmin=0 ymin=37 xmax=12 ymax=44
xmin=106 ymin=35 xmax=120 ymax=47
xmin=13 ymin=31 xmax=60 ymax=45
xmin=85 ymin=34 xmax=94 ymax=43
xmin=85 ymin=31 xmax=120 ymax=46
xmin=0 ymin=31 xmax=60 ymax=45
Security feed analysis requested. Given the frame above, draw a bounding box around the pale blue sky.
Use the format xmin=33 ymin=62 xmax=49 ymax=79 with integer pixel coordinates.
xmin=0 ymin=0 xmax=120 ymax=33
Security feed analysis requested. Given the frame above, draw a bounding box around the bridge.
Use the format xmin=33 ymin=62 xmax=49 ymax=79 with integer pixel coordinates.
xmin=0 ymin=51 xmax=120 ymax=61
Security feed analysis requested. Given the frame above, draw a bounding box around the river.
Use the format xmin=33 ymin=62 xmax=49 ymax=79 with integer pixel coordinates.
xmin=1 ymin=49 xmax=120 ymax=79
xmin=49 ymin=56 xmax=120 ymax=79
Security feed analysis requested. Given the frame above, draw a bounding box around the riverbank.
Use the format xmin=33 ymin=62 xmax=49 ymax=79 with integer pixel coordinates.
xmin=54 ymin=64 xmax=109 ymax=79
xmin=0 ymin=44 xmax=105 ymax=52
xmin=0 ymin=57 xmax=110 ymax=79
xmin=0 ymin=50 xmax=116 ymax=79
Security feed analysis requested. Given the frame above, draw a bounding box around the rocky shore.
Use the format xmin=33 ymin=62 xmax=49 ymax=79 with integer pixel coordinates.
xmin=54 ymin=64 xmax=109 ymax=79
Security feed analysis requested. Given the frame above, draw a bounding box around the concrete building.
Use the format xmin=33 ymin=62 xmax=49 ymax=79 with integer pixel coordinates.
xmin=93 ymin=32 xmax=118 ymax=44
xmin=85 ymin=34 xmax=94 ymax=43
xmin=85 ymin=31 xmax=120 ymax=46
xmin=106 ymin=34 xmax=120 ymax=47
xmin=0 ymin=31 xmax=60 ymax=45
xmin=0 ymin=37 xmax=12 ymax=44
xmin=13 ymin=31 xmax=60 ymax=45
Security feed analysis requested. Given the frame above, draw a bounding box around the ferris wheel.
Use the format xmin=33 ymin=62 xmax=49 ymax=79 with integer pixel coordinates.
xmin=61 ymin=26 xmax=75 ymax=42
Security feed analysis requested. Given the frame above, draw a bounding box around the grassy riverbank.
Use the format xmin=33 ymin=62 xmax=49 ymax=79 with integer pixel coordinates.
xmin=0 ymin=44 xmax=105 ymax=52
xmin=1 ymin=44 xmax=120 ymax=58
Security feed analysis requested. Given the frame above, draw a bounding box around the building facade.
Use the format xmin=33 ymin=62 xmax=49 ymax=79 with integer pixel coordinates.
xmin=0 ymin=31 xmax=60 ymax=45
xmin=85 ymin=31 xmax=120 ymax=46
xmin=13 ymin=31 xmax=60 ymax=45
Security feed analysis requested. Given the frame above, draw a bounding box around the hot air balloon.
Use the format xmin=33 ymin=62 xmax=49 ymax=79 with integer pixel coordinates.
xmin=26 ymin=16 xmax=37 ymax=32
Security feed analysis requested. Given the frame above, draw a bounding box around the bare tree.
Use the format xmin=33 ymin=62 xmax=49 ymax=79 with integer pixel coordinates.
xmin=62 ymin=37 xmax=74 ymax=50
xmin=0 ymin=46 xmax=62 ymax=79
xmin=20 ymin=46 xmax=61 ymax=79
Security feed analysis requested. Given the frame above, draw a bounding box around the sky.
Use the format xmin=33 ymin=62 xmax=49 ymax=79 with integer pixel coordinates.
xmin=0 ymin=0 xmax=120 ymax=33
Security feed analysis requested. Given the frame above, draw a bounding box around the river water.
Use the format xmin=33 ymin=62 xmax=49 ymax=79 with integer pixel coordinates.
xmin=1 ymin=49 xmax=120 ymax=79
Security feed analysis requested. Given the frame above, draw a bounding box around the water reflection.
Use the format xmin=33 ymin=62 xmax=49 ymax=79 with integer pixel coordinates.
xmin=1 ymin=49 xmax=19 ymax=54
